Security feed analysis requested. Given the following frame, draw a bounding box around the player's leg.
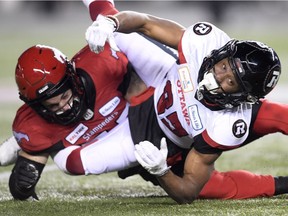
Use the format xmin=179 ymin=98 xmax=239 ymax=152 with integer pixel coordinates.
xmin=80 ymin=118 xmax=137 ymax=175
xmin=198 ymin=170 xmax=275 ymax=199
xmin=252 ymin=99 xmax=288 ymax=135
xmin=52 ymin=118 xmax=137 ymax=175
xmin=52 ymin=145 xmax=80 ymax=174
xmin=0 ymin=136 xmax=21 ymax=166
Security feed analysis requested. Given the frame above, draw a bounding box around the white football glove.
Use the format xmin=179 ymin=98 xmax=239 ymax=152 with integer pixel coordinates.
xmin=134 ymin=137 xmax=170 ymax=176
xmin=0 ymin=136 xmax=20 ymax=166
xmin=85 ymin=14 xmax=120 ymax=54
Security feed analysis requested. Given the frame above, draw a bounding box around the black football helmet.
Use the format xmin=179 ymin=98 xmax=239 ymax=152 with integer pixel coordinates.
xmin=15 ymin=45 xmax=91 ymax=125
xmin=197 ymin=39 xmax=281 ymax=110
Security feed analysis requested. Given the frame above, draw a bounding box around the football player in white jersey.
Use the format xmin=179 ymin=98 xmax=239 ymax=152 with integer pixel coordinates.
xmin=85 ymin=8 xmax=288 ymax=204
xmin=2 ymin=0 xmax=287 ymax=202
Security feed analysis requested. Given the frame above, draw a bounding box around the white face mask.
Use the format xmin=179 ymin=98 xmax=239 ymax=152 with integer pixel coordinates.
xmin=197 ymin=69 xmax=220 ymax=95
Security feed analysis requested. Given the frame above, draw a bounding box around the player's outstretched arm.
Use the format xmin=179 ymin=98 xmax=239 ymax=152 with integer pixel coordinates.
xmin=115 ymin=11 xmax=185 ymax=50
xmin=86 ymin=10 xmax=185 ymax=54
xmin=0 ymin=136 xmax=21 ymax=166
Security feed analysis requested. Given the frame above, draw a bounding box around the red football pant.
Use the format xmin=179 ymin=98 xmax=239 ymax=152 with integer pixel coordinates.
xmin=253 ymin=99 xmax=288 ymax=135
xmin=199 ymin=99 xmax=288 ymax=199
xmin=198 ymin=170 xmax=274 ymax=199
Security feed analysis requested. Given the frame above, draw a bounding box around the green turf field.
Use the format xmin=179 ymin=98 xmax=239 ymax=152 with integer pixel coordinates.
xmin=0 ymin=134 xmax=288 ymax=216
xmin=1 ymin=2 xmax=288 ymax=215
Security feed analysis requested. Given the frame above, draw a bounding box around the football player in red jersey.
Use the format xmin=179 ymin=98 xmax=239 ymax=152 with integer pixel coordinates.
xmin=6 ymin=0 xmax=288 ymax=202
xmin=84 ymin=0 xmax=288 ymax=204
xmin=9 ymin=41 xmax=167 ymax=200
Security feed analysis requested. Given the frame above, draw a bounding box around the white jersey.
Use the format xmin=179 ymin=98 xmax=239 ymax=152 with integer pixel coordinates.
xmin=152 ymin=22 xmax=253 ymax=150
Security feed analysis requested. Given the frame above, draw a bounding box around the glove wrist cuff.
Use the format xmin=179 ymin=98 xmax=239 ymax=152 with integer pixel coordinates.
xmin=106 ymin=15 xmax=119 ymax=32
xmin=155 ymin=166 xmax=171 ymax=177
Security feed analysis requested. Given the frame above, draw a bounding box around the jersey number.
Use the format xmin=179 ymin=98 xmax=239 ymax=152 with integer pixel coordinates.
xmin=157 ymin=81 xmax=188 ymax=137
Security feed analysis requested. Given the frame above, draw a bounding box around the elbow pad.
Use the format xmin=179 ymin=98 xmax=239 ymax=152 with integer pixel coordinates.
xmin=9 ymin=156 xmax=45 ymax=200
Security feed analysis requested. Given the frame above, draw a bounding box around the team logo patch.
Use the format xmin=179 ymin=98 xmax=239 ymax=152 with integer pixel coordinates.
xmin=13 ymin=131 xmax=29 ymax=143
xmin=265 ymin=70 xmax=280 ymax=90
xmin=193 ymin=23 xmax=212 ymax=35
xmin=232 ymin=119 xmax=247 ymax=138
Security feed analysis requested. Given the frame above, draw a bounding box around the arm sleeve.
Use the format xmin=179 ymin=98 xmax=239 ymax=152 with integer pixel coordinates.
xmin=86 ymin=0 xmax=118 ymax=21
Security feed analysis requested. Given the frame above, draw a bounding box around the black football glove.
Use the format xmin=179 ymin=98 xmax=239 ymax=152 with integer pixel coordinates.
xmin=9 ymin=156 xmax=44 ymax=200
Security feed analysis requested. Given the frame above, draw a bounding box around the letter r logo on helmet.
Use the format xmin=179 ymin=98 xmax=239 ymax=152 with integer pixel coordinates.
xmin=266 ymin=70 xmax=280 ymax=88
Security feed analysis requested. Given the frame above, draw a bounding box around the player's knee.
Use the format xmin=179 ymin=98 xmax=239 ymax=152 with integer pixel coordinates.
xmin=66 ymin=148 xmax=85 ymax=175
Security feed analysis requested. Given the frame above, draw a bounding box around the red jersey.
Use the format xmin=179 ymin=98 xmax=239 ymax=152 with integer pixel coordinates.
xmin=12 ymin=44 xmax=129 ymax=154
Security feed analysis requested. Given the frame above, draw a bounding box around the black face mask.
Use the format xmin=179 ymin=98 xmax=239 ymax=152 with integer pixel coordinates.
xmin=26 ymin=63 xmax=90 ymax=125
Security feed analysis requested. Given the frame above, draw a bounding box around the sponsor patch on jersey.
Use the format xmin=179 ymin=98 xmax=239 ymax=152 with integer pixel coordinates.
xmin=188 ymin=105 xmax=203 ymax=131
xmin=232 ymin=119 xmax=247 ymax=138
xmin=178 ymin=65 xmax=194 ymax=93
xmin=99 ymin=96 xmax=120 ymax=117
xmin=83 ymin=111 xmax=119 ymax=141
xmin=66 ymin=123 xmax=88 ymax=144
xmin=193 ymin=23 xmax=212 ymax=35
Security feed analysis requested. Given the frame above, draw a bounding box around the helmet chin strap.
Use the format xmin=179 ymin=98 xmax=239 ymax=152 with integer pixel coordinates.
xmin=198 ymin=71 xmax=220 ymax=94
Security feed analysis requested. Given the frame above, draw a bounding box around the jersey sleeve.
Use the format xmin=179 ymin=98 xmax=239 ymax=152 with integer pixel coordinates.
xmin=72 ymin=45 xmax=128 ymax=83
xmin=179 ymin=22 xmax=231 ymax=65
xmin=12 ymin=105 xmax=56 ymax=154
xmin=194 ymin=104 xmax=253 ymax=153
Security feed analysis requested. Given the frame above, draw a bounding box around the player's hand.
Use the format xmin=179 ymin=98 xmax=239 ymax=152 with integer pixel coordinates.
xmin=134 ymin=138 xmax=170 ymax=176
xmin=85 ymin=14 xmax=120 ymax=54
xmin=0 ymin=136 xmax=20 ymax=166
xmin=10 ymin=158 xmax=41 ymax=201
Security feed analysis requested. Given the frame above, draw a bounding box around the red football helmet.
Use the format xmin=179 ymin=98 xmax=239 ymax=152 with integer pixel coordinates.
xmin=15 ymin=45 xmax=86 ymax=125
